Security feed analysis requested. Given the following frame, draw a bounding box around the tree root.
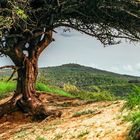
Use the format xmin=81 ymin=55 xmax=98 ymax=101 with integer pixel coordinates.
xmin=0 ymin=95 xmax=62 ymax=120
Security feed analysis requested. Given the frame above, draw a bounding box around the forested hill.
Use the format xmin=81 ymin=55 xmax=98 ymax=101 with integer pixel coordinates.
xmin=39 ymin=64 xmax=140 ymax=96
xmin=1 ymin=64 xmax=140 ymax=96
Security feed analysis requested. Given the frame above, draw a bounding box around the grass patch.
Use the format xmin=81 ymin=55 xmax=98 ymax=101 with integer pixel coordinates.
xmin=77 ymin=130 xmax=89 ymax=138
xmin=72 ymin=109 xmax=96 ymax=117
xmin=36 ymin=83 xmax=73 ymax=98
xmin=0 ymin=81 xmax=16 ymax=99
xmin=36 ymin=136 xmax=46 ymax=140
xmin=124 ymin=85 xmax=140 ymax=109
xmin=0 ymin=81 xmax=73 ymax=99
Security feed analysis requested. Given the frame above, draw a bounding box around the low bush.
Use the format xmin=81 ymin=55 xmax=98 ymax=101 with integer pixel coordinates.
xmin=123 ymin=85 xmax=140 ymax=140
xmin=76 ymin=90 xmax=116 ymax=101
xmin=63 ymin=83 xmax=80 ymax=94
xmin=124 ymin=85 xmax=140 ymax=109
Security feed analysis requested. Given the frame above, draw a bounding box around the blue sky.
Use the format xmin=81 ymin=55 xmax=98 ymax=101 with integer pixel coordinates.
xmin=0 ymin=27 xmax=140 ymax=76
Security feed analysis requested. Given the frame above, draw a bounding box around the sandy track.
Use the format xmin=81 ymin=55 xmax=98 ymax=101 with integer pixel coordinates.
xmin=0 ymin=93 xmax=131 ymax=140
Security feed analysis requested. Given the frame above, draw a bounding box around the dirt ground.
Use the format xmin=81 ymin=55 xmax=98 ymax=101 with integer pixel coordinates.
xmin=0 ymin=93 xmax=132 ymax=140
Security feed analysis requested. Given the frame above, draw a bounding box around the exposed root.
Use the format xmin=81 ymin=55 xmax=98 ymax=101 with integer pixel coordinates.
xmin=0 ymin=98 xmax=18 ymax=118
xmin=0 ymin=94 xmax=62 ymax=120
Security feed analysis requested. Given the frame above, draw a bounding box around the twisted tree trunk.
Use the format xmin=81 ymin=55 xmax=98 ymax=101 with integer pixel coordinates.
xmin=0 ymin=31 xmax=62 ymax=119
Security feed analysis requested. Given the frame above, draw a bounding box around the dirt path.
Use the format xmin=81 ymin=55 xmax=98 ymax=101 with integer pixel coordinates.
xmin=0 ymin=93 xmax=131 ymax=140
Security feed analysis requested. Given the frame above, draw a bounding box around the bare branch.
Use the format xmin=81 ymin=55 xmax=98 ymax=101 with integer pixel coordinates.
xmin=0 ymin=65 xmax=16 ymax=70
xmin=7 ymin=68 xmax=18 ymax=82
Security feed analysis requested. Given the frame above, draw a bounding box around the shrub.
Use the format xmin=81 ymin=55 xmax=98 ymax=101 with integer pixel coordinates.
xmin=128 ymin=117 xmax=140 ymax=140
xmin=72 ymin=109 xmax=96 ymax=117
xmin=76 ymin=90 xmax=116 ymax=101
xmin=63 ymin=83 xmax=80 ymax=94
xmin=123 ymin=85 xmax=140 ymax=140
xmin=124 ymin=85 xmax=140 ymax=109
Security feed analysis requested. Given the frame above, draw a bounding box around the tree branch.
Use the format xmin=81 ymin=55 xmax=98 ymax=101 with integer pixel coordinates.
xmin=0 ymin=65 xmax=16 ymax=69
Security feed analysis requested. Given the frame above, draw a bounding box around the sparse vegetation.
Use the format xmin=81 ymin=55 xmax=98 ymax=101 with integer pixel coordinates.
xmin=53 ymin=133 xmax=63 ymax=140
xmin=75 ymin=90 xmax=116 ymax=101
xmin=36 ymin=136 xmax=46 ymax=140
xmin=76 ymin=130 xmax=89 ymax=138
xmin=63 ymin=83 xmax=80 ymax=94
xmin=72 ymin=109 xmax=96 ymax=117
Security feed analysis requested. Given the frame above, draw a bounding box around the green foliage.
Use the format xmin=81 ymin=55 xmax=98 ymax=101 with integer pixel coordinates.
xmin=0 ymin=16 xmax=12 ymax=36
xmin=39 ymin=64 xmax=140 ymax=97
xmin=123 ymin=85 xmax=140 ymax=140
xmin=63 ymin=83 xmax=80 ymax=94
xmin=124 ymin=112 xmax=140 ymax=140
xmin=36 ymin=83 xmax=73 ymax=98
xmin=124 ymin=85 xmax=140 ymax=109
xmin=0 ymin=81 xmax=73 ymax=99
xmin=124 ymin=112 xmax=140 ymax=123
xmin=15 ymin=8 xmax=28 ymax=20
xmin=76 ymin=91 xmax=116 ymax=101
xmin=0 ymin=81 xmax=15 ymax=99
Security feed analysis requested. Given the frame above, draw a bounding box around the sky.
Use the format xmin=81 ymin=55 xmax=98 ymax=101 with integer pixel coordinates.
xmin=0 ymin=27 xmax=140 ymax=76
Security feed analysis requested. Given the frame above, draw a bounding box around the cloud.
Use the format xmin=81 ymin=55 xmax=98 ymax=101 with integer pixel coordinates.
xmin=109 ymin=66 xmax=120 ymax=73
xmin=135 ymin=63 xmax=140 ymax=70
xmin=123 ymin=64 xmax=134 ymax=72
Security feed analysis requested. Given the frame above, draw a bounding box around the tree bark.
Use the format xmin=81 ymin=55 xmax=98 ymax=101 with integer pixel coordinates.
xmin=0 ymin=31 xmax=62 ymax=119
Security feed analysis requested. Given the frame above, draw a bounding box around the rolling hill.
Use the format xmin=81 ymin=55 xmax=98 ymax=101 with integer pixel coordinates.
xmin=38 ymin=64 xmax=140 ymax=96
xmin=1 ymin=63 xmax=140 ymax=96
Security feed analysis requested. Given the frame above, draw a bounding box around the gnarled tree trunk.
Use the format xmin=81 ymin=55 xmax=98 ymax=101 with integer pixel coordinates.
xmin=0 ymin=31 xmax=62 ymax=119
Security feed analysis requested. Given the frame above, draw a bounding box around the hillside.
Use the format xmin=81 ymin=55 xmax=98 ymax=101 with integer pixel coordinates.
xmin=1 ymin=64 xmax=140 ymax=96
xmin=39 ymin=64 xmax=140 ymax=96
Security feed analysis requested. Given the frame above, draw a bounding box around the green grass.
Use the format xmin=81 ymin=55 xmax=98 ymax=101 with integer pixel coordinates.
xmin=124 ymin=85 xmax=140 ymax=109
xmin=123 ymin=85 xmax=140 ymax=140
xmin=36 ymin=83 xmax=74 ymax=98
xmin=75 ymin=90 xmax=116 ymax=101
xmin=0 ymin=81 xmax=16 ymax=99
xmin=0 ymin=81 xmax=73 ymax=99
xmin=0 ymin=81 xmax=117 ymax=103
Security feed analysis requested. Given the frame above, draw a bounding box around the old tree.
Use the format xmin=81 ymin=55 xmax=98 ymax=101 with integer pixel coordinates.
xmin=0 ymin=0 xmax=140 ymax=118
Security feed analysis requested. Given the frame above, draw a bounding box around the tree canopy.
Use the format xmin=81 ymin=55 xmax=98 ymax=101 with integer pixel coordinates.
xmin=0 ymin=0 xmax=140 ymax=50
xmin=0 ymin=0 xmax=140 ymax=119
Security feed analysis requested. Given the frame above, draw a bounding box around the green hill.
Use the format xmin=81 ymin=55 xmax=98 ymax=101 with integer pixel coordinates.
xmin=1 ymin=64 xmax=140 ymax=96
xmin=38 ymin=64 xmax=140 ymax=96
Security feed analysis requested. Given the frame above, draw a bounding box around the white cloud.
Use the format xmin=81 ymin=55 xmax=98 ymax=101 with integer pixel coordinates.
xmin=123 ymin=65 xmax=134 ymax=72
xmin=135 ymin=63 xmax=140 ymax=70
xmin=109 ymin=66 xmax=120 ymax=73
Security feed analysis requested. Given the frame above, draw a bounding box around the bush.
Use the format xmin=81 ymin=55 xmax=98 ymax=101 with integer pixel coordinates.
xmin=128 ymin=117 xmax=140 ymax=140
xmin=124 ymin=85 xmax=140 ymax=109
xmin=123 ymin=85 xmax=140 ymax=140
xmin=63 ymin=83 xmax=80 ymax=94
xmin=76 ymin=90 xmax=116 ymax=101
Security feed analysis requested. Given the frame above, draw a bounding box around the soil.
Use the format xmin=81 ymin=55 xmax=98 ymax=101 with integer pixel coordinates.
xmin=0 ymin=92 xmax=132 ymax=140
